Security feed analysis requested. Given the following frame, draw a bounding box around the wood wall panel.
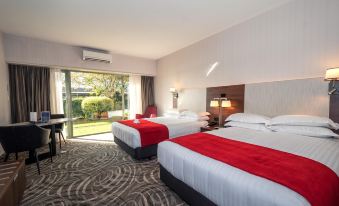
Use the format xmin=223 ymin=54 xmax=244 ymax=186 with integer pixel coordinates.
xmin=206 ymin=85 xmax=245 ymax=123
xmin=330 ymin=95 xmax=339 ymax=134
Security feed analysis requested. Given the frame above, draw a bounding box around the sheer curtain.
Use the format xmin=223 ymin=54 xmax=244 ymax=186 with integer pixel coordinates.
xmin=50 ymin=68 xmax=64 ymax=114
xmin=128 ymin=75 xmax=142 ymax=119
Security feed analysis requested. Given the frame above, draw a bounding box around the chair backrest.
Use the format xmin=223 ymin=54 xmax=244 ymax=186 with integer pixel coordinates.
xmin=0 ymin=124 xmax=51 ymax=153
xmin=50 ymin=114 xmax=65 ymax=130
xmin=144 ymin=106 xmax=157 ymax=118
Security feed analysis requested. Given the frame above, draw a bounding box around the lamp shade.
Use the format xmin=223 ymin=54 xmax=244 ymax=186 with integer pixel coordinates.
xmin=221 ymin=100 xmax=231 ymax=108
xmin=210 ymin=100 xmax=219 ymax=107
xmin=325 ymin=68 xmax=339 ymax=80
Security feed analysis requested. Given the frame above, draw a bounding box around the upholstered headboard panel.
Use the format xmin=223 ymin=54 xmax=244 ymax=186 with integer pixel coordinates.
xmin=244 ymin=78 xmax=329 ymax=117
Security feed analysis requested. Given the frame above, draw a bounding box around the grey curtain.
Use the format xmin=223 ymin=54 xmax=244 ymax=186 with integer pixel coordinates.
xmin=141 ymin=76 xmax=155 ymax=112
xmin=9 ymin=64 xmax=51 ymax=123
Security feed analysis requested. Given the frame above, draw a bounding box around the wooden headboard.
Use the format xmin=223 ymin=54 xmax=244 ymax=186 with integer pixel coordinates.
xmin=206 ymin=84 xmax=245 ymax=123
xmin=330 ymin=95 xmax=339 ymax=133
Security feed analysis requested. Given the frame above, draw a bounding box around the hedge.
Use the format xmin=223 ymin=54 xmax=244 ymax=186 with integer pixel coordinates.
xmin=81 ymin=96 xmax=113 ymax=119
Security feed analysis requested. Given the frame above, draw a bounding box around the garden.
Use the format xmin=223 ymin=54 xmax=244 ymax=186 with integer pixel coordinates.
xmin=63 ymin=72 xmax=129 ymax=137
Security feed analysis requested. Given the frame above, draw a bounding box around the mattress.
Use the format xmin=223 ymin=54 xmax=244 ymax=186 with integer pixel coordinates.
xmin=158 ymin=127 xmax=339 ymax=206
xmin=112 ymin=117 xmax=208 ymax=148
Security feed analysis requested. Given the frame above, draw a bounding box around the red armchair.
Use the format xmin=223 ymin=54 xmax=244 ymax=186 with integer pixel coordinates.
xmin=136 ymin=106 xmax=157 ymax=119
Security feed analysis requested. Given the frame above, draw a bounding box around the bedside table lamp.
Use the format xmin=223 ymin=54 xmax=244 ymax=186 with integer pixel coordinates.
xmin=210 ymin=97 xmax=231 ymax=127
xmin=325 ymin=67 xmax=339 ymax=95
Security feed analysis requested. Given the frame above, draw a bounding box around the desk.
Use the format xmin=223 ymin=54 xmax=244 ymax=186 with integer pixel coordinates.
xmin=5 ymin=118 xmax=74 ymax=164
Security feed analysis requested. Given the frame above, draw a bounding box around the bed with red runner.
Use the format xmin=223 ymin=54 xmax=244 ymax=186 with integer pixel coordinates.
xmin=118 ymin=119 xmax=169 ymax=147
xmin=158 ymin=127 xmax=339 ymax=206
xmin=112 ymin=117 xmax=206 ymax=160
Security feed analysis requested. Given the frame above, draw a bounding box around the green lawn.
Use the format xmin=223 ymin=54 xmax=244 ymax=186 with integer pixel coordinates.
xmin=72 ymin=117 xmax=122 ymax=137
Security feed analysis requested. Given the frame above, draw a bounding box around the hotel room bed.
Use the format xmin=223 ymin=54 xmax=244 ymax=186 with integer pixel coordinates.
xmin=112 ymin=117 xmax=208 ymax=159
xmin=158 ymin=127 xmax=339 ymax=206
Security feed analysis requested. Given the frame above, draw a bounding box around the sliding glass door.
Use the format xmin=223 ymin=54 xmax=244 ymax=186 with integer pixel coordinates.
xmin=62 ymin=70 xmax=129 ymax=137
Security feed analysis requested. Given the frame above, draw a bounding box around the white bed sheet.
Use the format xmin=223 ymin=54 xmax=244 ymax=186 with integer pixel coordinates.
xmin=158 ymin=127 xmax=339 ymax=206
xmin=112 ymin=117 xmax=208 ymax=148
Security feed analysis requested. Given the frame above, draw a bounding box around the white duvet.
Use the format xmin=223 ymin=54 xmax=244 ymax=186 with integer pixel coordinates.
xmin=158 ymin=127 xmax=339 ymax=206
xmin=112 ymin=117 xmax=208 ymax=148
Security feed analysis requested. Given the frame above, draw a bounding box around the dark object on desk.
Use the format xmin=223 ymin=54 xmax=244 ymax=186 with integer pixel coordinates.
xmin=200 ymin=126 xmax=219 ymax=132
xmin=41 ymin=111 xmax=51 ymax=123
xmin=0 ymin=125 xmax=52 ymax=175
xmin=0 ymin=160 xmax=26 ymax=206
xmin=50 ymin=114 xmax=67 ymax=149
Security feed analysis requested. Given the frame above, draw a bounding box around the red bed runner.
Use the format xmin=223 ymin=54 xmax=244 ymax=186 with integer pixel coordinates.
xmin=119 ymin=119 xmax=169 ymax=147
xmin=169 ymin=133 xmax=339 ymax=206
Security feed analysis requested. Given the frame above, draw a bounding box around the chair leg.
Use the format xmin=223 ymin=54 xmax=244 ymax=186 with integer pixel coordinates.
xmin=34 ymin=150 xmax=41 ymax=175
xmin=49 ymin=143 xmax=53 ymax=163
xmin=59 ymin=133 xmax=62 ymax=150
xmin=61 ymin=132 xmax=66 ymax=144
xmin=4 ymin=153 xmax=9 ymax=162
xmin=15 ymin=152 xmax=18 ymax=160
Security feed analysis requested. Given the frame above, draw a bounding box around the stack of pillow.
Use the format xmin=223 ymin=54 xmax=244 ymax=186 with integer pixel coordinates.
xmin=225 ymin=113 xmax=339 ymax=138
xmin=267 ymin=115 xmax=339 ymax=138
xmin=225 ymin=113 xmax=271 ymax=131
xmin=179 ymin=111 xmax=210 ymax=121
xmin=164 ymin=110 xmax=210 ymax=121
xmin=163 ymin=109 xmax=181 ymax=118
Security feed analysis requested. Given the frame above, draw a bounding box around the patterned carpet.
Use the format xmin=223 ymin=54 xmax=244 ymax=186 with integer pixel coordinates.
xmin=6 ymin=138 xmax=186 ymax=206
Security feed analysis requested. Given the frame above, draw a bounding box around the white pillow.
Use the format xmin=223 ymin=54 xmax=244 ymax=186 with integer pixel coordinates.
xmin=163 ymin=110 xmax=180 ymax=118
xmin=269 ymin=125 xmax=339 ymax=138
xmin=198 ymin=116 xmax=210 ymax=121
xmin=269 ymin=115 xmax=339 ymax=130
xmin=164 ymin=113 xmax=179 ymax=118
xmin=226 ymin=113 xmax=270 ymax=124
xmin=224 ymin=121 xmax=271 ymax=132
xmin=198 ymin=112 xmax=211 ymax=117
xmin=180 ymin=111 xmax=199 ymax=118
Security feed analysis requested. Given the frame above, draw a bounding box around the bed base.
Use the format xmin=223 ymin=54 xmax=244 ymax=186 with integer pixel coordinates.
xmin=160 ymin=164 xmax=216 ymax=206
xmin=114 ymin=136 xmax=158 ymax=160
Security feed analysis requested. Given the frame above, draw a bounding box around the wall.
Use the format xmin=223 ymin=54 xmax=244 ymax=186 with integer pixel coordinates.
xmin=3 ymin=33 xmax=156 ymax=75
xmin=155 ymin=0 xmax=339 ymax=115
xmin=0 ymin=33 xmax=10 ymax=124
xmin=0 ymin=32 xmax=10 ymax=155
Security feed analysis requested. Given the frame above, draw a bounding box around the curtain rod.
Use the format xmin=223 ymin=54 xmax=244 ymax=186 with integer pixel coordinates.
xmin=6 ymin=61 xmax=155 ymax=77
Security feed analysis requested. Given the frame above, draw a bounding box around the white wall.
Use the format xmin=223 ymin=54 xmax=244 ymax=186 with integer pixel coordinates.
xmin=155 ymin=0 xmax=339 ymax=115
xmin=3 ymin=33 xmax=156 ymax=76
xmin=0 ymin=33 xmax=10 ymax=124
xmin=0 ymin=32 xmax=10 ymax=156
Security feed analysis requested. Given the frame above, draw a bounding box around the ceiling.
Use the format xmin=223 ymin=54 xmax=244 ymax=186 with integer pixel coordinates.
xmin=0 ymin=0 xmax=290 ymax=59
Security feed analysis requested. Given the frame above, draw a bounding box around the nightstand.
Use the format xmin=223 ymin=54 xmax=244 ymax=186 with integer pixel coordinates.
xmin=200 ymin=126 xmax=219 ymax=132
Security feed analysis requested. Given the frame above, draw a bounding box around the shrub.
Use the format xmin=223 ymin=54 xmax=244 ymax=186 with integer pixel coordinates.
xmin=72 ymin=97 xmax=85 ymax=118
xmin=63 ymin=97 xmax=85 ymax=118
xmin=81 ymin=96 xmax=113 ymax=119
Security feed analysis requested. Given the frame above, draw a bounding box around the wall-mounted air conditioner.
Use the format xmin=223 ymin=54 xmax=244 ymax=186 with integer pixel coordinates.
xmin=82 ymin=50 xmax=112 ymax=64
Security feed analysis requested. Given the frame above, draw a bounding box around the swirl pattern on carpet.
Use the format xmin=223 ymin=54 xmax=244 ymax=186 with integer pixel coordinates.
xmin=15 ymin=139 xmax=186 ymax=206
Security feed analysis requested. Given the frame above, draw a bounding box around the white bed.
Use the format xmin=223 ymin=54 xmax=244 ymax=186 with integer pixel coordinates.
xmin=112 ymin=117 xmax=208 ymax=149
xmin=158 ymin=127 xmax=339 ymax=206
